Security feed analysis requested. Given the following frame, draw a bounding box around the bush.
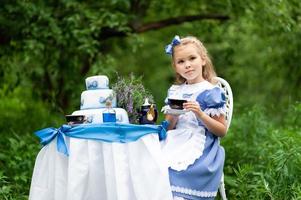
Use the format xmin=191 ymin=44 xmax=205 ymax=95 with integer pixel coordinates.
xmin=0 ymin=85 xmax=64 ymax=199
xmin=0 ymin=85 xmax=64 ymax=134
xmin=222 ymin=102 xmax=301 ymax=199
xmin=0 ymin=132 xmax=39 ymax=200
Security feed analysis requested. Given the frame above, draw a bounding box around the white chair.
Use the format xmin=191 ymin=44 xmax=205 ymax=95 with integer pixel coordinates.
xmin=214 ymin=77 xmax=233 ymax=200
xmin=214 ymin=77 xmax=233 ymax=130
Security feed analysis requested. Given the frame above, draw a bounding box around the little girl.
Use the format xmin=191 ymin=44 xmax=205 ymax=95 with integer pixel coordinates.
xmin=162 ymin=35 xmax=227 ymax=200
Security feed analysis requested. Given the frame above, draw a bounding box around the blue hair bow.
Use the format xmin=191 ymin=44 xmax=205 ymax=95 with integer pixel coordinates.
xmin=165 ymin=35 xmax=181 ymax=55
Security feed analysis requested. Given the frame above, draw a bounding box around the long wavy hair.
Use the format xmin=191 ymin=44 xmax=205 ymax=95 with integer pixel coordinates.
xmin=171 ymin=36 xmax=217 ymax=84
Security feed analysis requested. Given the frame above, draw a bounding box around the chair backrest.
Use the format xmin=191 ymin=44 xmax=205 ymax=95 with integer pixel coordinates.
xmin=213 ymin=77 xmax=233 ymax=130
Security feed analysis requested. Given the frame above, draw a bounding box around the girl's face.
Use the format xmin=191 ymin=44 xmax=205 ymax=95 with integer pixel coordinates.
xmin=173 ymin=43 xmax=206 ymax=84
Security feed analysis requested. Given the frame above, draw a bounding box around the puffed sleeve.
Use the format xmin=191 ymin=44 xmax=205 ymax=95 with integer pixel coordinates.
xmin=196 ymin=87 xmax=226 ymax=117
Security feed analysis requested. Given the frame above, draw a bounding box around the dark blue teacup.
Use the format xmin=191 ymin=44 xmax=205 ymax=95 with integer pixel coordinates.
xmin=168 ymin=98 xmax=187 ymax=110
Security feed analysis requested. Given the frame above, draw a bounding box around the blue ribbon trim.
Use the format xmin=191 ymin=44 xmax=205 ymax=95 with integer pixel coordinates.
xmin=35 ymin=121 xmax=169 ymax=156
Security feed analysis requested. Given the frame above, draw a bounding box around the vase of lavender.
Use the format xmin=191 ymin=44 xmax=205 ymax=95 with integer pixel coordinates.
xmin=112 ymin=74 xmax=154 ymax=124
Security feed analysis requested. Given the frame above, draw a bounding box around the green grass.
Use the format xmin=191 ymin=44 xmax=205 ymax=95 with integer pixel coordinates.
xmin=222 ymin=103 xmax=301 ymax=199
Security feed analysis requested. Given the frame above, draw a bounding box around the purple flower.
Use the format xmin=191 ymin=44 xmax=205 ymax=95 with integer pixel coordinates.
xmin=112 ymin=74 xmax=154 ymax=124
xmin=128 ymin=95 xmax=133 ymax=113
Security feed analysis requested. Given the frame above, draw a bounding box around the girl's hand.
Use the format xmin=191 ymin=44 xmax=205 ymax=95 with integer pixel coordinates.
xmin=184 ymin=101 xmax=227 ymax=137
xmin=183 ymin=101 xmax=205 ymax=119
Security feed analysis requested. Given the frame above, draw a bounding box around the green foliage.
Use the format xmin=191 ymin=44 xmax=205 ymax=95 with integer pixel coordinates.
xmin=0 ymin=0 xmax=131 ymax=111
xmin=1 ymin=0 xmax=300 ymax=111
xmin=222 ymin=102 xmax=301 ymax=199
xmin=0 ymin=85 xmax=64 ymax=133
xmin=0 ymin=133 xmax=39 ymax=200
xmin=222 ymin=0 xmax=301 ymax=107
xmin=0 ymin=85 xmax=64 ymax=200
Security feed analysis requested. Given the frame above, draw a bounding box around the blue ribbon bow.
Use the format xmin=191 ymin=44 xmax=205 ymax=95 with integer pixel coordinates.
xmin=165 ymin=35 xmax=181 ymax=55
xmin=35 ymin=124 xmax=71 ymax=156
xmin=159 ymin=120 xmax=169 ymax=140
xmin=35 ymin=121 xmax=170 ymax=156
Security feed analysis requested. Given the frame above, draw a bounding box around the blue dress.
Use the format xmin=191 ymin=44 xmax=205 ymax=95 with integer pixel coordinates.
xmin=162 ymin=81 xmax=226 ymax=200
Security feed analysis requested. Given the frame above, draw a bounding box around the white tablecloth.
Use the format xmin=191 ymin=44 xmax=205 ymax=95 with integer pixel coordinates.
xmin=29 ymin=134 xmax=173 ymax=200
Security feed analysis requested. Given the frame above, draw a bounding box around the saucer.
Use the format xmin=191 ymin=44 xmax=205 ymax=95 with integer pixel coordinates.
xmin=164 ymin=108 xmax=189 ymax=115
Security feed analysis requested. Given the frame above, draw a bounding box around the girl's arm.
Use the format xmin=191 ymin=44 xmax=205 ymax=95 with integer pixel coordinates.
xmin=183 ymin=101 xmax=227 ymax=137
xmin=165 ymin=114 xmax=179 ymax=130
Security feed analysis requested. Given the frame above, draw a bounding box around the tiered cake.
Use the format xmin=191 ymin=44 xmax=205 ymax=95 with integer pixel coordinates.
xmin=72 ymin=75 xmax=129 ymax=123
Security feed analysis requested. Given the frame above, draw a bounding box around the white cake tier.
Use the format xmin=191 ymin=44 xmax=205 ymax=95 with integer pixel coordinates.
xmin=80 ymin=89 xmax=116 ymax=109
xmin=72 ymin=108 xmax=129 ymax=124
xmin=85 ymin=75 xmax=109 ymax=90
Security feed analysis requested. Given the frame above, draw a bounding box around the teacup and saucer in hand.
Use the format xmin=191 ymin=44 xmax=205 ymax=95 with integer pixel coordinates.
xmin=161 ymin=98 xmax=189 ymax=115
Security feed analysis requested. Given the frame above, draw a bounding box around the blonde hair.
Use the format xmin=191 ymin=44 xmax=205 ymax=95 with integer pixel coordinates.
xmin=171 ymin=36 xmax=217 ymax=84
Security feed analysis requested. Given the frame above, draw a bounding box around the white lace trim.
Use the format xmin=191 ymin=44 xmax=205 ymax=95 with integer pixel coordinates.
xmin=171 ymin=185 xmax=217 ymax=198
xmin=167 ymin=127 xmax=206 ymax=171
xmin=161 ymin=105 xmax=170 ymax=113
xmin=173 ymin=196 xmax=186 ymax=200
xmin=204 ymin=105 xmax=226 ymax=117
xmin=161 ymin=105 xmax=189 ymax=115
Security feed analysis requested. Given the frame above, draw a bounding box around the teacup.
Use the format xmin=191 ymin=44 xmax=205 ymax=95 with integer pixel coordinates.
xmin=65 ymin=115 xmax=86 ymax=124
xmin=168 ymin=98 xmax=187 ymax=110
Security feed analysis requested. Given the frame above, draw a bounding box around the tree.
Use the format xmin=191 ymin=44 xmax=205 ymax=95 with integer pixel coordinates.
xmin=0 ymin=0 xmax=300 ymax=113
xmin=0 ymin=0 xmax=231 ymax=112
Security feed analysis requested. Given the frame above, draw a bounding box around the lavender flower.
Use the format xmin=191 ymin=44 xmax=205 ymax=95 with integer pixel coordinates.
xmin=112 ymin=74 xmax=154 ymax=124
xmin=128 ymin=95 xmax=133 ymax=113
